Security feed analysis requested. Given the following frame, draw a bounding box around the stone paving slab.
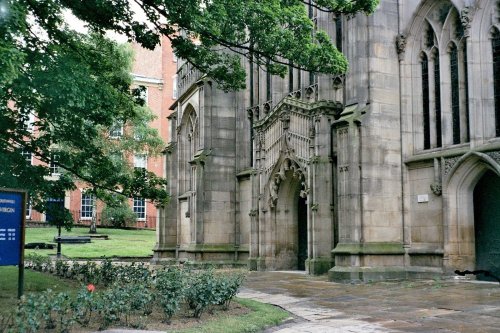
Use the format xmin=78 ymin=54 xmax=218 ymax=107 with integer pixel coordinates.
xmin=96 ymin=271 xmax=500 ymax=333
xmin=240 ymin=271 xmax=500 ymax=333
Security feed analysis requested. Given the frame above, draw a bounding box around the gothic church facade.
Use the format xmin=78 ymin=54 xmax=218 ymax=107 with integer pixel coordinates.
xmin=153 ymin=0 xmax=500 ymax=281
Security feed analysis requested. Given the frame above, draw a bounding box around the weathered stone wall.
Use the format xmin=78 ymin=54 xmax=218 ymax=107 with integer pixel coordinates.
xmin=156 ymin=0 xmax=500 ymax=281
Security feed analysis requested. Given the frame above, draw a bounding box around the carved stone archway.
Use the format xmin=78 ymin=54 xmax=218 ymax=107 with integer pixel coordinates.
xmin=268 ymin=157 xmax=308 ymax=209
xmin=443 ymin=151 xmax=500 ymax=272
xmin=263 ymin=155 xmax=310 ymax=270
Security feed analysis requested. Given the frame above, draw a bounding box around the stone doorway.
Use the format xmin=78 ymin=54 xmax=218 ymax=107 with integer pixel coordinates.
xmin=271 ymin=164 xmax=309 ymax=271
xmin=473 ymin=170 xmax=500 ymax=281
xmin=297 ymin=196 xmax=308 ymax=270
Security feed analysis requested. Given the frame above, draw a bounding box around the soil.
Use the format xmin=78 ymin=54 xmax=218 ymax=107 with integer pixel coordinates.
xmin=70 ymin=302 xmax=251 ymax=332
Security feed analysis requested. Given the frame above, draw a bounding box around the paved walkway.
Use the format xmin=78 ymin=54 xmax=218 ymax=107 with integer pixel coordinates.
xmin=99 ymin=271 xmax=500 ymax=333
xmin=239 ymin=271 xmax=500 ymax=333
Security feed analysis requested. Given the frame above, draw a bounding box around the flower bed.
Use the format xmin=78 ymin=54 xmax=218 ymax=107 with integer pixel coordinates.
xmin=2 ymin=255 xmax=247 ymax=332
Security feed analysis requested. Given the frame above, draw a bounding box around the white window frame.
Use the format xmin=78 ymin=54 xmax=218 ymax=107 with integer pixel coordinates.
xmin=25 ymin=201 xmax=31 ymax=220
xmin=139 ymin=85 xmax=148 ymax=106
xmin=80 ymin=192 xmax=94 ymax=220
xmin=109 ymin=123 xmax=123 ymax=138
xmin=134 ymin=153 xmax=147 ymax=169
xmin=50 ymin=152 xmax=60 ymax=176
xmin=22 ymin=112 xmax=35 ymax=133
xmin=21 ymin=148 xmax=32 ymax=165
xmin=133 ymin=197 xmax=146 ymax=220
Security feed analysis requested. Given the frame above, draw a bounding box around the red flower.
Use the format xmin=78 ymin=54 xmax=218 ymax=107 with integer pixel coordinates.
xmin=86 ymin=284 xmax=95 ymax=293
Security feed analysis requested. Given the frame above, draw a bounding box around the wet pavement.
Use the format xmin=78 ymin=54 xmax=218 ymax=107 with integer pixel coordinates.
xmin=238 ymin=271 xmax=500 ymax=333
xmin=98 ymin=271 xmax=500 ymax=333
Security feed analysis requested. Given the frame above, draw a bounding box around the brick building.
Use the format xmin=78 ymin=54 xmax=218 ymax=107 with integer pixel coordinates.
xmin=28 ymin=36 xmax=177 ymax=229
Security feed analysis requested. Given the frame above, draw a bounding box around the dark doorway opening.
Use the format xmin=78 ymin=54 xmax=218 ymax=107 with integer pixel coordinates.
xmin=297 ymin=196 xmax=307 ymax=270
xmin=473 ymin=170 xmax=500 ymax=281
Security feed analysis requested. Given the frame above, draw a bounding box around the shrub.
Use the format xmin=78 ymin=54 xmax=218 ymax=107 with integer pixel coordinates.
xmin=99 ymin=259 xmax=116 ymax=286
xmin=14 ymin=289 xmax=74 ymax=333
xmin=78 ymin=261 xmax=98 ymax=283
xmin=72 ymin=285 xmax=97 ymax=327
xmin=25 ymin=253 xmax=52 ymax=272
xmin=96 ymin=281 xmax=153 ymax=329
xmin=101 ymin=205 xmax=136 ymax=228
xmin=185 ymin=269 xmax=220 ymax=318
xmin=51 ymin=292 xmax=74 ymax=333
xmin=155 ymin=266 xmax=186 ymax=322
xmin=115 ymin=262 xmax=151 ymax=284
xmin=21 ymin=256 xmax=250 ymax=330
xmin=128 ymin=282 xmax=155 ymax=316
xmin=96 ymin=284 xmax=129 ymax=329
xmin=13 ymin=293 xmax=42 ymax=333
xmin=54 ymin=260 xmax=70 ymax=278
xmin=214 ymin=271 xmax=246 ymax=310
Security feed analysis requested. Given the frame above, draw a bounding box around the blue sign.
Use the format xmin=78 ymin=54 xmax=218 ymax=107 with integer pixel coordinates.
xmin=0 ymin=190 xmax=24 ymax=266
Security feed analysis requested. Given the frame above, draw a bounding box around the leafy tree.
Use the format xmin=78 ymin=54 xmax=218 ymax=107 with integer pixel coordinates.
xmin=0 ymin=0 xmax=378 ymax=227
xmin=0 ymin=0 xmax=168 ymax=229
xmin=101 ymin=200 xmax=138 ymax=228
xmin=64 ymin=0 xmax=379 ymax=91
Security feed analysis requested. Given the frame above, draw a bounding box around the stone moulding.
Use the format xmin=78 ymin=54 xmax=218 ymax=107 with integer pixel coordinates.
xmin=305 ymin=257 xmax=334 ymax=275
xmin=430 ymin=182 xmax=442 ymax=196
xmin=331 ymin=103 xmax=367 ymax=127
xmin=180 ymin=244 xmax=249 ymax=253
xmin=152 ymin=246 xmax=178 ymax=252
xmin=163 ymin=141 xmax=177 ymax=154
xmin=407 ymin=246 xmax=444 ymax=255
xmin=395 ymin=34 xmax=407 ymax=61
xmin=443 ymin=156 xmax=461 ymax=177
xmin=188 ymin=148 xmax=211 ymax=165
xmin=253 ymin=97 xmax=342 ymax=131
xmin=332 ymin=243 xmax=405 ymax=255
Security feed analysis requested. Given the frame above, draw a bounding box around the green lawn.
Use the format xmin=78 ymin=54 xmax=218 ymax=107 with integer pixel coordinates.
xmin=25 ymin=226 xmax=156 ymax=259
xmin=0 ymin=266 xmax=80 ymax=315
xmin=174 ymin=298 xmax=291 ymax=333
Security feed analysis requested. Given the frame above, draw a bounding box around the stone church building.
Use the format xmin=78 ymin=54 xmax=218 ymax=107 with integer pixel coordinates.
xmin=153 ymin=0 xmax=500 ymax=281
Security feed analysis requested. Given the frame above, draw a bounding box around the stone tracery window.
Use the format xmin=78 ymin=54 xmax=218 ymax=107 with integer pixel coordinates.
xmin=444 ymin=9 xmax=470 ymax=145
xmin=433 ymin=49 xmax=443 ymax=148
xmin=493 ymin=28 xmax=500 ymax=136
xmin=421 ymin=52 xmax=431 ymax=150
xmin=450 ymin=42 xmax=461 ymax=144
xmin=417 ymin=4 xmax=470 ymax=151
xmin=335 ymin=15 xmax=342 ymax=52
xmin=180 ymin=107 xmax=198 ymax=193
xmin=420 ymin=23 xmax=438 ymax=150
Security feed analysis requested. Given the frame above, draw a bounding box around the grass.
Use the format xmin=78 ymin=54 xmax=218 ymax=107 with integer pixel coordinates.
xmin=0 ymin=267 xmax=290 ymax=333
xmin=0 ymin=266 xmax=80 ymax=315
xmin=25 ymin=226 xmax=156 ymax=258
xmin=172 ymin=298 xmax=291 ymax=333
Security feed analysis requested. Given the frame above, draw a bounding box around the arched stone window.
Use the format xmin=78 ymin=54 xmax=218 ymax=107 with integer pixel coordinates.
xmin=335 ymin=14 xmax=342 ymax=52
xmin=413 ymin=3 xmax=470 ymax=151
xmin=433 ymin=48 xmax=442 ymax=147
xmin=421 ymin=51 xmax=431 ymax=149
xmin=419 ymin=22 xmax=439 ymax=150
xmin=463 ymin=39 xmax=470 ymax=141
xmin=442 ymin=8 xmax=469 ymax=145
xmin=449 ymin=42 xmax=461 ymax=144
xmin=493 ymin=27 xmax=500 ymax=136
xmin=179 ymin=105 xmax=198 ymax=193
